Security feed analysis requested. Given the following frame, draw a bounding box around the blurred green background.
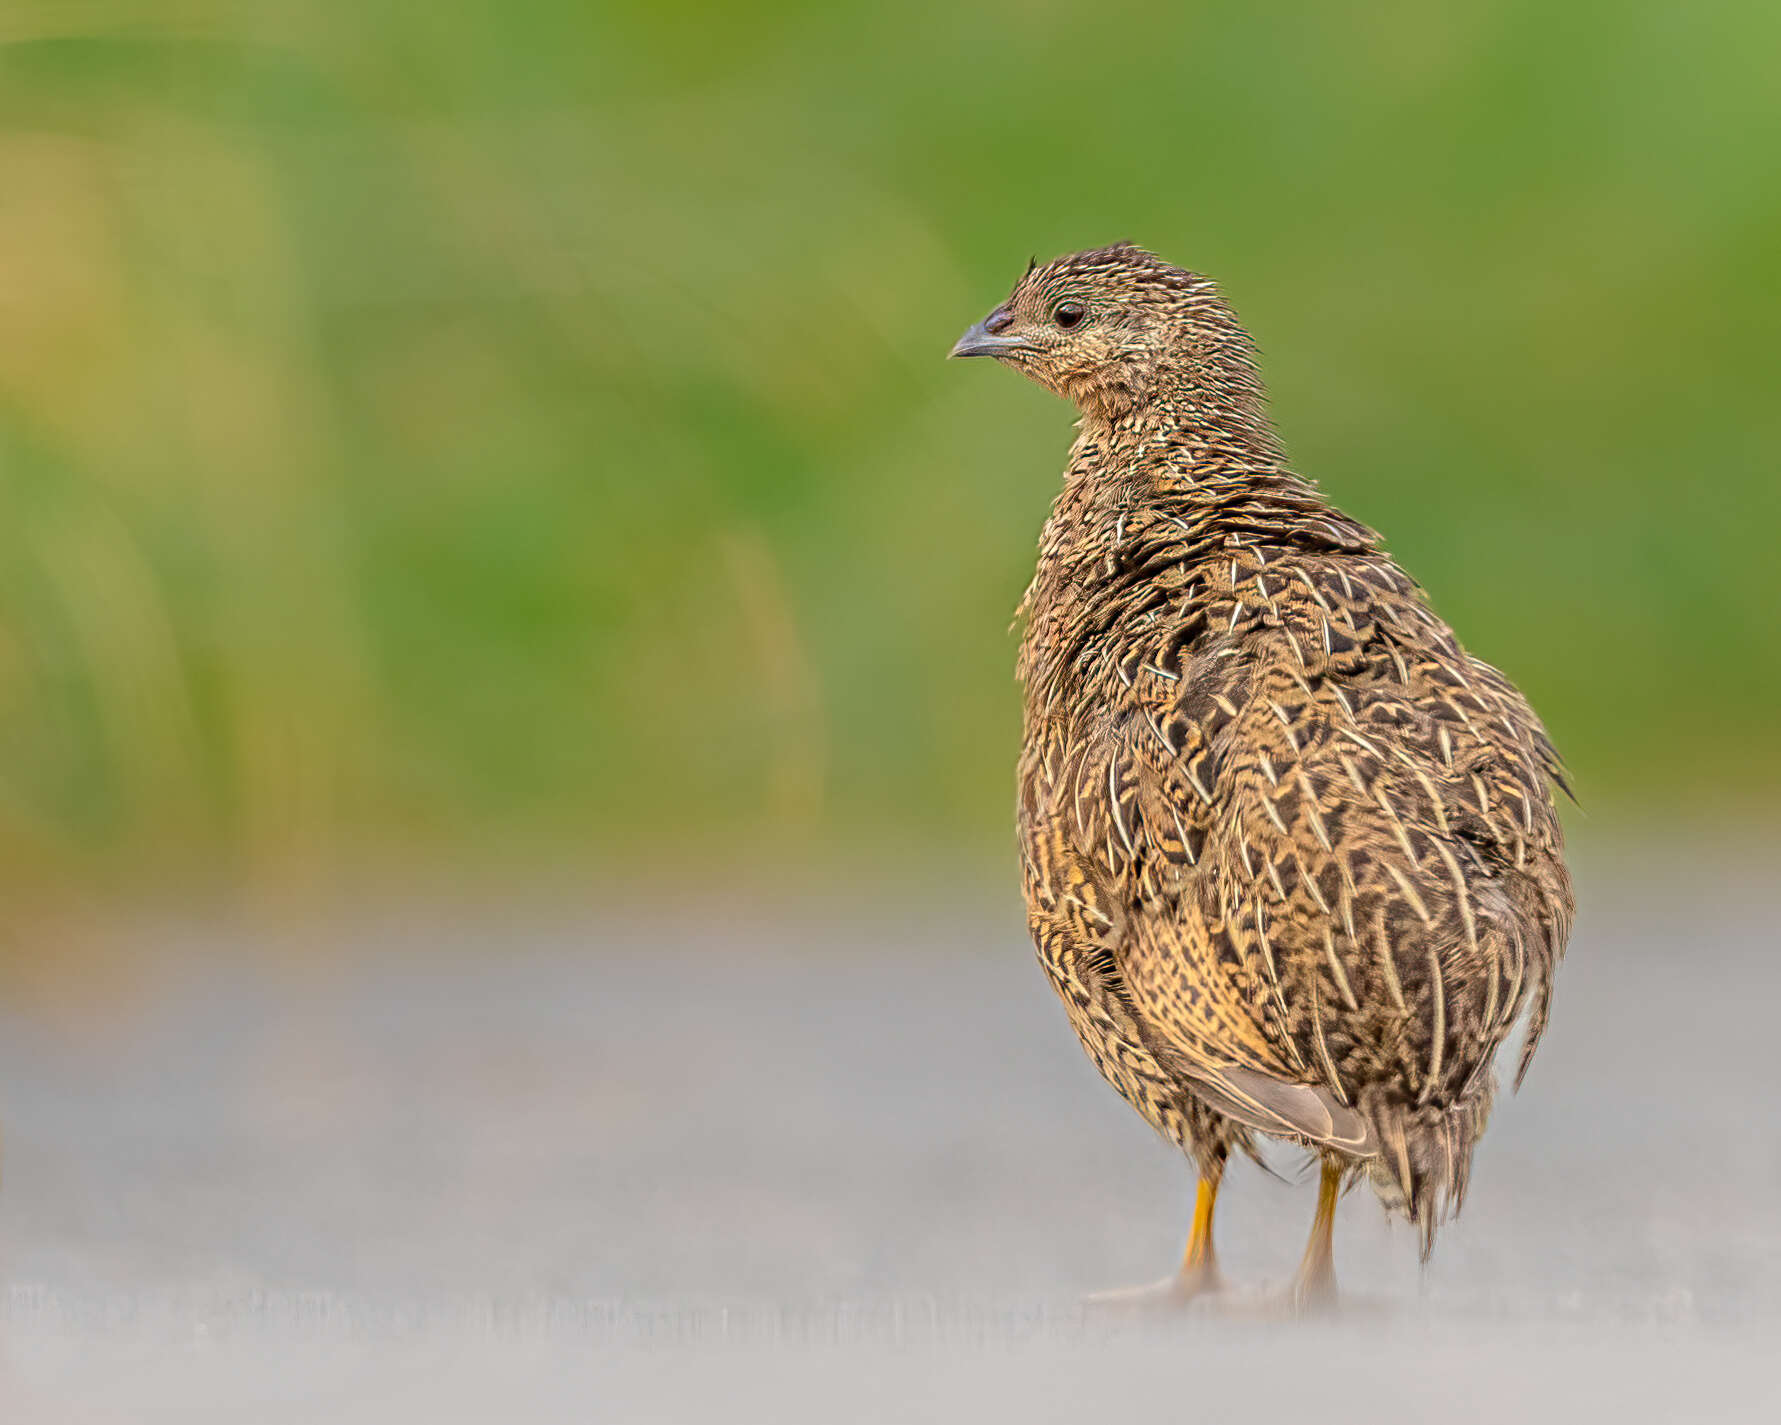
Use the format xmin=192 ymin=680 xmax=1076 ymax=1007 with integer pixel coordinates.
xmin=0 ymin=0 xmax=1777 ymax=905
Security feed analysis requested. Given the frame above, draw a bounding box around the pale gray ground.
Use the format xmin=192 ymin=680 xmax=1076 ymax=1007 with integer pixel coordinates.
xmin=0 ymin=845 xmax=1777 ymax=1422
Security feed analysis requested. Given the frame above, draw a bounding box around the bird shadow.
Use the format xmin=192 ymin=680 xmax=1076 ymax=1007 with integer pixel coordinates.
xmin=1082 ymin=1279 xmax=1396 ymax=1326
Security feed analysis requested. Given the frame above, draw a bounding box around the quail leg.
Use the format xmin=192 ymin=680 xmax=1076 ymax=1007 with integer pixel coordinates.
xmin=1085 ymin=1166 xmax=1224 ymax=1307
xmin=1176 ymin=1170 xmax=1223 ymax=1291
xmin=1289 ymin=1156 xmax=1342 ymax=1311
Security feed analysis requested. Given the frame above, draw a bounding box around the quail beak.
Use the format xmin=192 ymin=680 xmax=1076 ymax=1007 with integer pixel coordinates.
xmin=949 ymin=311 xmax=1031 ymax=359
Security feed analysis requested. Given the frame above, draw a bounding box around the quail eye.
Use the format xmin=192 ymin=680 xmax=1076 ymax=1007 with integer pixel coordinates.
xmin=1053 ymin=302 xmax=1086 ymax=330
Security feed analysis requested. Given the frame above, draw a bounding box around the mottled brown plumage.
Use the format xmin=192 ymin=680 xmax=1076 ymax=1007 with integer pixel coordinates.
xmin=952 ymin=243 xmax=1574 ymax=1296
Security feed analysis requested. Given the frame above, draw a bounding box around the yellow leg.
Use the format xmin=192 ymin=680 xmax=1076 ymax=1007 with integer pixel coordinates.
xmin=1291 ymin=1156 xmax=1342 ymax=1309
xmin=1084 ymin=1166 xmax=1225 ymax=1308
xmin=1178 ymin=1171 xmax=1222 ymax=1289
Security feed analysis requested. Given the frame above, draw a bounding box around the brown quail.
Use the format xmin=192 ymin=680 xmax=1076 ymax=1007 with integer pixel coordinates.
xmin=951 ymin=244 xmax=1574 ymax=1304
